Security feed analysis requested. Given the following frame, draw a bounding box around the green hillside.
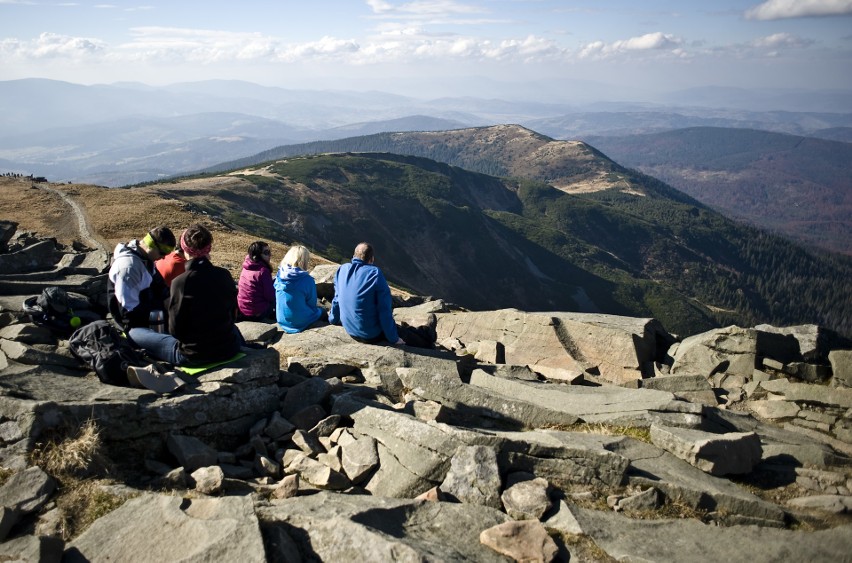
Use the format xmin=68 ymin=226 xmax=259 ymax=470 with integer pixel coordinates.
xmin=164 ymin=152 xmax=852 ymax=337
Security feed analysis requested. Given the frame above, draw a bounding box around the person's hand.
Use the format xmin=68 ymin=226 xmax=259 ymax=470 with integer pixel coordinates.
xmin=395 ymin=337 xmax=405 ymax=345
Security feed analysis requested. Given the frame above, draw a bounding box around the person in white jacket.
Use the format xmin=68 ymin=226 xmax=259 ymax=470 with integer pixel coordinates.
xmin=107 ymin=226 xmax=175 ymax=330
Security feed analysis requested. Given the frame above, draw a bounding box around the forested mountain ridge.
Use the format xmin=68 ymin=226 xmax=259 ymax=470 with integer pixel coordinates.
xmin=168 ymin=151 xmax=852 ymax=337
xmin=200 ymin=124 xmax=633 ymax=195
xmin=584 ymin=127 xmax=852 ymax=255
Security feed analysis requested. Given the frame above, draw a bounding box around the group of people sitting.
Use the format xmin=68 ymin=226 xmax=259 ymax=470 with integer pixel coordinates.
xmin=107 ymin=224 xmax=434 ymax=379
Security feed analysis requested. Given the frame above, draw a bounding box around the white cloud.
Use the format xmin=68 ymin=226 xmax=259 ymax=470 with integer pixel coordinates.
xmin=366 ymin=0 xmax=484 ymax=16
xmin=745 ymin=0 xmax=852 ymax=20
xmin=0 ymin=32 xmax=105 ymax=59
xmin=752 ymin=32 xmax=814 ymax=48
xmin=578 ymin=32 xmax=682 ymax=59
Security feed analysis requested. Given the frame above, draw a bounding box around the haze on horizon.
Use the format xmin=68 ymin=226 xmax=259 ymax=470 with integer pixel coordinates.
xmin=2 ymin=0 xmax=852 ymax=103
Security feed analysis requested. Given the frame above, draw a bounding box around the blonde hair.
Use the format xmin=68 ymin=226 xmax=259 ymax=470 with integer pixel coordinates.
xmin=281 ymin=245 xmax=310 ymax=271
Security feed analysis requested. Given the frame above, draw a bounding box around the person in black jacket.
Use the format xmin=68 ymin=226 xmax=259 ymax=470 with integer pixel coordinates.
xmin=128 ymin=223 xmax=242 ymax=368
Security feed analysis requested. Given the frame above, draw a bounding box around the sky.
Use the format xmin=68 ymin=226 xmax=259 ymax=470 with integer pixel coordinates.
xmin=2 ymin=0 xmax=852 ymax=100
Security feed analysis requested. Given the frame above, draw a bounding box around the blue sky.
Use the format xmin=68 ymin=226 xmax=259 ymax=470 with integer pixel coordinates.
xmin=2 ymin=0 xmax=851 ymax=99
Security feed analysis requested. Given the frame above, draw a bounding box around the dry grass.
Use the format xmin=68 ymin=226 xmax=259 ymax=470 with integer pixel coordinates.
xmin=55 ymin=480 xmax=130 ymax=540
xmin=30 ymin=419 xmax=111 ymax=480
xmin=544 ymin=422 xmax=652 ymax=443
xmin=3 ymin=177 xmax=334 ymax=281
xmin=27 ymin=419 xmax=131 ymax=540
xmin=554 ymin=531 xmax=618 ymax=562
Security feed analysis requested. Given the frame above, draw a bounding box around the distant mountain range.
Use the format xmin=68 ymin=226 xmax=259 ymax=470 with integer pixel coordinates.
xmin=585 ymin=127 xmax=852 ymax=256
xmin=2 ymin=79 xmax=851 ymax=187
xmin=167 ymin=126 xmax=852 ymax=338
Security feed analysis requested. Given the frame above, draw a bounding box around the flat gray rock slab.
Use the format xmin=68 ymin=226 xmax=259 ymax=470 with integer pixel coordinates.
xmin=398 ymin=367 xmax=581 ymax=429
xmin=650 ymin=424 xmax=763 ymax=476
xmin=573 ymin=507 xmax=852 ymax=563
xmin=258 ymin=491 xmax=512 ymax=562
xmin=605 ymin=436 xmax=786 ymax=525
xmin=468 ymin=369 xmax=696 ymax=426
xmin=66 ymin=494 xmax=265 ymax=562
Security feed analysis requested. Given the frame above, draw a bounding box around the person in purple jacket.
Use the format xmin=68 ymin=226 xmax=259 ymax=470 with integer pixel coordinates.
xmin=274 ymin=245 xmax=325 ymax=333
xmin=236 ymin=241 xmax=275 ymax=321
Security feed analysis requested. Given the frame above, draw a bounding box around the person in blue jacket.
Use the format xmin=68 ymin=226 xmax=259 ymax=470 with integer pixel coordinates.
xmin=274 ymin=245 xmax=325 ymax=333
xmin=328 ymin=242 xmax=406 ymax=345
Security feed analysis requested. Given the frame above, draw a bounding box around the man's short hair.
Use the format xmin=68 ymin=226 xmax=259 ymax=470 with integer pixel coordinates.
xmin=149 ymin=226 xmax=176 ymax=251
xmin=354 ymin=242 xmax=373 ymax=263
xmin=183 ymin=224 xmax=212 ymax=251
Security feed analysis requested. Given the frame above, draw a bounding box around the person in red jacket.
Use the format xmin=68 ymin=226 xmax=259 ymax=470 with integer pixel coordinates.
xmin=155 ymin=246 xmax=187 ymax=287
xmin=237 ymin=241 xmax=275 ymax=321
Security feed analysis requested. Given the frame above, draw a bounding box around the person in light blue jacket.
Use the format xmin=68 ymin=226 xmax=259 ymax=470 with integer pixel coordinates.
xmin=274 ymin=245 xmax=324 ymax=334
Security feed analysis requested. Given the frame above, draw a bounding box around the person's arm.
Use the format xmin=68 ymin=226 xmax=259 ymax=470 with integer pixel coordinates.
xmin=113 ymin=261 xmax=144 ymax=312
xmin=262 ymin=270 xmax=276 ymax=310
xmin=328 ymin=271 xmax=340 ymax=325
xmin=375 ymin=271 xmax=400 ymax=343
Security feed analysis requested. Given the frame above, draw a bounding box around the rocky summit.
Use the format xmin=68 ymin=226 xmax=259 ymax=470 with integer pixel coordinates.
xmin=1 ymin=222 xmax=852 ymax=562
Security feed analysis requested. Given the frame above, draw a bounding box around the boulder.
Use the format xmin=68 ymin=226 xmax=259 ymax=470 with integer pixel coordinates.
xmin=191 ymin=466 xmax=225 ymax=495
xmin=439 ymin=445 xmax=502 ymax=509
xmin=670 ymin=325 xmax=757 ymax=379
xmin=501 ymin=477 xmax=551 ymax=520
xmin=340 ymin=436 xmax=379 ymax=484
xmin=167 ymin=434 xmax=218 ymax=472
xmin=755 ymin=324 xmax=832 ymax=362
xmin=479 ymin=520 xmax=559 ymax=563
xmin=650 ymin=425 xmax=762 ymax=476
xmin=436 ymin=309 xmax=672 ymax=384
xmin=829 ymin=349 xmax=852 ymax=388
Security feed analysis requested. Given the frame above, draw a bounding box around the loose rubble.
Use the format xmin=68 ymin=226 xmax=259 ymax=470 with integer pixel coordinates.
xmin=1 ymin=223 xmax=852 ymax=561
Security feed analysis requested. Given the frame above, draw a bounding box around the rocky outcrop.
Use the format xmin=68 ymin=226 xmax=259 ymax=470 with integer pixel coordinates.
xmin=1 ymin=225 xmax=852 ymax=561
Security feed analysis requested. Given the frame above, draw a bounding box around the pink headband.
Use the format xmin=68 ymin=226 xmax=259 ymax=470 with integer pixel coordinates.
xmin=180 ymin=230 xmax=211 ymax=259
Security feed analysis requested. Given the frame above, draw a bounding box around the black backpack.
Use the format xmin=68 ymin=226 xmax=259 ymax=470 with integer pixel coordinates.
xmin=69 ymin=320 xmax=147 ymax=386
xmin=23 ymin=287 xmax=78 ymax=335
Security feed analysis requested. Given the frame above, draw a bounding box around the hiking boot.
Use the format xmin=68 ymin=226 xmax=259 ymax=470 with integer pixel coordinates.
xmin=127 ymin=365 xmax=186 ymax=394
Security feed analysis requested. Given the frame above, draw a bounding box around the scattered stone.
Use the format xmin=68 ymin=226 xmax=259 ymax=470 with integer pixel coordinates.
xmin=748 ymin=400 xmax=800 ymax=420
xmin=286 ymin=455 xmax=350 ymax=490
xmin=281 ymin=377 xmax=332 ymax=418
xmin=310 ymin=415 xmax=342 ymax=437
xmin=288 ymin=404 xmax=328 ymax=431
xmin=256 ymin=455 xmax=281 ymax=479
xmin=500 ymin=477 xmax=551 ymax=520
xmin=292 ymin=429 xmax=325 ymax=456
xmin=191 ymin=466 xmax=225 ymax=495
xmin=264 ymin=412 xmax=296 ymax=440
xmin=272 ymin=474 xmax=299 ymax=500
xmin=617 ymin=487 xmax=661 ymax=512
xmin=479 ymin=520 xmax=558 ymax=563
xmin=543 ymin=500 xmax=584 ymax=535
xmin=341 ymin=436 xmax=380 ymax=484
xmin=440 ymin=445 xmax=502 ymax=509
xmin=167 ymin=434 xmax=218 ymax=472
